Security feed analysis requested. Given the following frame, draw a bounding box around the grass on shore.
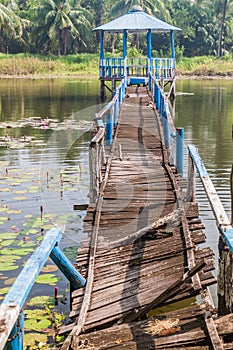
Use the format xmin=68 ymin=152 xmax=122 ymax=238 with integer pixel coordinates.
xmin=0 ymin=53 xmax=99 ymax=76
xmin=0 ymin=53 xmax=233 ymax=77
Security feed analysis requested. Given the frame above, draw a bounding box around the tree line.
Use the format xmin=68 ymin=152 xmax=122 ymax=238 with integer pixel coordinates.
xmin=0 ymin=0 xmax=232 ymax=58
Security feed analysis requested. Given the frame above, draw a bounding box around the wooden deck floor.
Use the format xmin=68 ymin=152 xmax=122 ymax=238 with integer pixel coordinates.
xmin=58 ymin=87 xmax=232 ymax=349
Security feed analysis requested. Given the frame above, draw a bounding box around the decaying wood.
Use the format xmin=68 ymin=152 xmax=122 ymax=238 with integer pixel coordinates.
xmin=60 ymin=86 xmax=219 ymax=350
xmin=119 ymin=259 xmax=206 ymax=324
xmin=105 ymin=208 xmax=183 ymax=247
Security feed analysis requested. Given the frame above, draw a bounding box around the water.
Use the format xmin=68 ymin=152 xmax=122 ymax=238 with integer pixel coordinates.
xmin=0 ymin=77 xmax=232 ymax=340
xmin=175 ymin=78 xmax=233 ymax=305
xmin=0 ymin=79 xmax=108 ymax=313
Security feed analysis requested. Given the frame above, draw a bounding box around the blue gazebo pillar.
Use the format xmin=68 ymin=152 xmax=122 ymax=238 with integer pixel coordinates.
xmin=170 ymin=30 xmax=175 ymax=59
xmin=123 ymin=29 xmax=128 ymax=81
xmin=147 ymin=29 xmax=152 ymax=90
xmin=100 ymin=30 xmax=104 ymax=60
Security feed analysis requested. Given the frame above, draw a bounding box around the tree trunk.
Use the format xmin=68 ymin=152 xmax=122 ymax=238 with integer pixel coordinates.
xmin=58 ymin=30 xmax=63 ymax=57
xmin=218 ymin=0 xmax=228 ymax=57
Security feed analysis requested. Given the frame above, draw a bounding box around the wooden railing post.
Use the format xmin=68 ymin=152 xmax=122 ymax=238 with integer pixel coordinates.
xmin=4 ymin=312 xmax=24 ymax=350
xmin=89 ymin=141 xmax=99 ymax=203
xmin=186 ymin=152 xmax=196 ymax=202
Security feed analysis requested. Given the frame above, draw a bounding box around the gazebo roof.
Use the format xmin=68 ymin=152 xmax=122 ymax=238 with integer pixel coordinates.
xmin=93 ymin=5 xmax=181 ymax=33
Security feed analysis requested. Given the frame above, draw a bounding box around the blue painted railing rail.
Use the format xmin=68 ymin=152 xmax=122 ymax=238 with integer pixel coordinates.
xmin=100 ymin=57 xmax=175 ymax=81
xmin=149 ymin=72 xmax=184 ymax=175
xmin=89 ymin=79 xmax=126 ymax=203
xmin=0 ymin=227 xmax=86 ymax=350
xmin=187 ymin=144 xmax=233 ymax=252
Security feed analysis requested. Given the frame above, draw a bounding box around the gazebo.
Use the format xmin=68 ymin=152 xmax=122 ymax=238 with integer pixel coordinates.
xmin=93 ymin=5 xmax=181 ymax=98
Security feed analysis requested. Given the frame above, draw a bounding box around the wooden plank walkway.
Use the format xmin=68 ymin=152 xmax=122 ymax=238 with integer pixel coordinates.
xmin=58 ymin=87 xmax=229 ymax=349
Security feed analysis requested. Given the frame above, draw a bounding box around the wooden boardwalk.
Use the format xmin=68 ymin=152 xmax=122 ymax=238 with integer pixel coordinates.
xmin=59 ymin=87 xmax=232 ymax=349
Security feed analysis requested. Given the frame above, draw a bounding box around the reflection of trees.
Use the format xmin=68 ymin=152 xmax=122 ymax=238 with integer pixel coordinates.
xmin=175 ymin=79 xmax=233 ymax=172
xmin=0 ymin=79 xmax=101 ymax=122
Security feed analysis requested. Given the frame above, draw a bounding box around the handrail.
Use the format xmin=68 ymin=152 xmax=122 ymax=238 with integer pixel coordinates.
xmin=187 ymin=144 xmax=233 ymax=251
xmin=149 ymin=71 xmax=184 ymax=175
xmin=99 ymin=57 xmax=175 ymax=80
xmin=89 ymin=79 xmax=126 ymax=203
xmin=0 ymin=227 xmax=86 ymax=350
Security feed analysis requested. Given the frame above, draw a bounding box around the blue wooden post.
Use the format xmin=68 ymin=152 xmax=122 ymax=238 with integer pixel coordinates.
xmin=176 ymin=127 xmax=184 ymax=176
xmin=0 ymin=228 xmax=62 ymax=349
xmin=5 ymin=312 xmax=24 ymax=350
xmin=123 ymin=30 xmax=127 ymax=79
xmin=50 ymin=246 xmax=86 ymax=289
xmin=170 ymin=30 xmax=175 ymax=59
xmin=113 ymin=91 xmax=117 ymax=127
xmin=105 ymin=111 xmax=113 ymax=145
xmin=100 ymin=30 xmax=104 ymax=77
xmin=155 ymin=85 xmax=161 ymax=110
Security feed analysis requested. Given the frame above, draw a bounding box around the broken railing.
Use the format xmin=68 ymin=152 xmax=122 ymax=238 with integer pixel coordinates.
xmin=187 ymin=145 xmax=233 ymax=315
xmin=89 ymin=79 xmax=126 ymax=203
xmin=0 ymin=227 xmax=86 ymax=350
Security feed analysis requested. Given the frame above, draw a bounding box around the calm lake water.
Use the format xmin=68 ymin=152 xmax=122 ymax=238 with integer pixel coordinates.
xmin=0 ymin=77 xmax=232 ymax=335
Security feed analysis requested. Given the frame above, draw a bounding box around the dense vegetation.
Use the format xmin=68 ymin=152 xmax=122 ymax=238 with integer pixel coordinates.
xmin=0 ymin=0 xmax=233 ymax=59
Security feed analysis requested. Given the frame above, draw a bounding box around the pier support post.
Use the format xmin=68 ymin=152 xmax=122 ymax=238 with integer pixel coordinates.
xmin=100 ymin=80 xmax=106 ymax=101
xmin=218 ymin=235 xmax=233 ymax=315
xmin=4 ymin=312 xmax=24 ymax=350
xmin=176 ymin=127 xmax=184 ymax=176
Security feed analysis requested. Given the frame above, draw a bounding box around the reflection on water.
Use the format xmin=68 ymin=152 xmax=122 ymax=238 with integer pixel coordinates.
xmin=175 ymin=78 xmax=233 ymax=305
xmin=0 ymin=79 xmax=105 ymax=312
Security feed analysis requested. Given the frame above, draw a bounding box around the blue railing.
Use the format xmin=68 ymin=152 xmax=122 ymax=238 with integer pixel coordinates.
xmin=89 ymin=79 xmax=126 ymax=203
xmin=187 ymin=145 xmax=233 ymax=250
xmin=99 ymin=57 xmax=176 ymax=81
xmin=0 ymin=227 xmax=86 ymax=350
xmin=150 ymin=73 xmax=184 ymax=175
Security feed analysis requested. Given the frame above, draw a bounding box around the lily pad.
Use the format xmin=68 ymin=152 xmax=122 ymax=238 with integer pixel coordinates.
xmin=42 ymin=264 xmax=58 ymax=273
xmin=13 ymin=196 xmax=27 ymax=201
xmin=27 ymin=295 xmax=54 ymax=308
xmin=0 ymin=240 xmax=15 ymax=247
xmin=7 ymin=209 xmax=23 ymax=214
xmin=0 ymin=262 xmax=18 ymax=271
xmin=36 ymin=273 xmax=61 ymax=285
xmin=4 ymin=277 xmax=16 ymax=286
xmin=0 ymin=188 xmax=10 ymax=192
xmin=24 ymin=333 xmax=48 ymax=347
xmin=24 ymin=317 xmax=51 ymax=331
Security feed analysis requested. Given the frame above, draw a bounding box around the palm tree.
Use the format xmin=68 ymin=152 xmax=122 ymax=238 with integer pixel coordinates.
xmin=218 ymin=0 xmax=229 ymax=57
xmin=34 ymin=0 xmax=92 ymax=56
xmin=0 ymin=0 xmax=29 ymax=52
xmin=108 ymin=0 xmax=170 ymax=20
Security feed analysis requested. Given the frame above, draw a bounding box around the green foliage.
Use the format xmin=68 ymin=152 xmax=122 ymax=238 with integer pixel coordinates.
xmin=0 ymin=0 xmax=233 ymax=59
